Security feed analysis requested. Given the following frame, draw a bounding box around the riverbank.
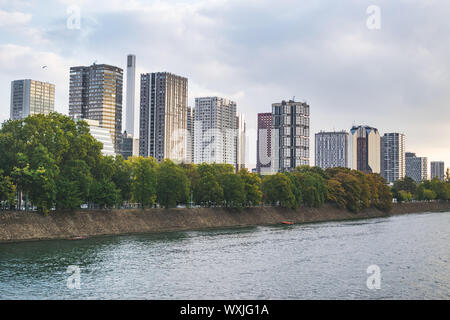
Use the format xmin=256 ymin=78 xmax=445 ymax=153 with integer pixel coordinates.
xmin=0 ymin=202 xmax=449 ymax=243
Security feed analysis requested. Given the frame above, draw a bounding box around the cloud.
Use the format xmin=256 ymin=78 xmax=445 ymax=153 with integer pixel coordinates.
xmin=0 ymin=9 xmax=32 ymax=26
xmin=0 ymin=0 xmax=450 ymax=169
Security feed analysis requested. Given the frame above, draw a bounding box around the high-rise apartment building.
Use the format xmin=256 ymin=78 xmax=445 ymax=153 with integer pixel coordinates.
xmin=10 ymin=79 xmax=55 ymax=120
xmin=381 ymin=133 xmax=405 ymax=183
xmin=69 ymin=64 xmax=123 ymax=153
xmin=236 ymin=113 xmax=246 ymax=171
xmin=315 ymin=131 xmax=348 ymax=169
xmin=271 ymin=100 xmax=310 ymax=172
xmin=193 ymin=97 xmax=237 ymax=166
xmin=139 ymin=72 xmax=188 ymax=162
xmin=186 ymin=106 xmax=194 ymax=163
xmin=348 ymin=125 xmax=380 ymax=174
xmin=405 ymin=152 xmax=428 ymax=182
xmin=430 ymin=161 xmax=445 ymax=181
xmin=257 ymin=112 xmax=273 ymax=174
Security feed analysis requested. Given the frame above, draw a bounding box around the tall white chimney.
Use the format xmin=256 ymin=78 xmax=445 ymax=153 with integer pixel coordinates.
xmin=126 ymin=54 xmax=136 ymax=136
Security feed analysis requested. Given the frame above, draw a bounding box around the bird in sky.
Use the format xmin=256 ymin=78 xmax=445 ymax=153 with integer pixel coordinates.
xmin=42 ymin=66 xmax=48 ymax=69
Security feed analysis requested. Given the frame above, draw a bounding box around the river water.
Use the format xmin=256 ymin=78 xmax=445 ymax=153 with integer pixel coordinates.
xmin=0 ymin=212 xmax=449 ymax=300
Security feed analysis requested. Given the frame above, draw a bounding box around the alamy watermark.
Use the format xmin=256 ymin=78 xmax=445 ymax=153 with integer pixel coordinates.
xmin=366 ymin=265 xmax=381 ymax=290
xmin=66 ymin=265 xmax=81 ymax=289
xmin=366 ymin=5 xmax=381 ymax=30
xmin=67 ymin=5 xmax=81 ymax=30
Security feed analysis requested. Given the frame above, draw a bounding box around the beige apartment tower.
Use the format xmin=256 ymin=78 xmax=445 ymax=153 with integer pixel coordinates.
xmin=69 ymin=64 xmax=123 ymax=153
xmin=139 ymin=72 xmax=188 ymax=162
xmin=348 ymin=125 xmax=381 ymax=174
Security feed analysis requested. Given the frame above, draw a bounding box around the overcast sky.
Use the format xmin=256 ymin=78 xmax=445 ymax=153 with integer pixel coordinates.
xmin=1 ymin=0 xmax=449 ymax=170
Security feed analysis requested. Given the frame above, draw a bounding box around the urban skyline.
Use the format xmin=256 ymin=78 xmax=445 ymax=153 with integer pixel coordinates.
xmin=5 ymin=68 xmax=448 ymax=180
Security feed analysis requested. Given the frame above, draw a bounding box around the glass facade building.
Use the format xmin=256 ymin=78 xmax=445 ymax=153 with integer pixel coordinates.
xmin=10 ymin=79 xmax=55 ymax=120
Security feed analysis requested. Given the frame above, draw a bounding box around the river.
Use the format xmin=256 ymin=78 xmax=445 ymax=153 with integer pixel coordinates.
xmin=0 ymin=212 xmax=449 ymax=299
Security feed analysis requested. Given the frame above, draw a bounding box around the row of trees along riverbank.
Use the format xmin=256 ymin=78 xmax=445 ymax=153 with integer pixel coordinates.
xmin=1 ymin=113 xmax=449 ymax=214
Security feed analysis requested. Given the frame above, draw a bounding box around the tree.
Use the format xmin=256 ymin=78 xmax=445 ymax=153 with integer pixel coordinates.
xmin=0 ymin=171 xmax=16 ymax=209
xmin=156 ymin=160 xmax=190 ymax=209
xmin=326 ymin=179 xmax=346 ymax=209
xmin=111 ymin=156 xmax=132 ymax=204
xmin=130 ymin=157 xmax=158 ymax=208
xmin=219 ymin=173 xmax=245 ymax=209
xmin=296 ymin=172 xmax=327 ymax=208
xmin=332 ymin=172 xmax=362 ymax=213
xmin=261 ymin=173 xmax=296 ymax=209
xmin=238 ymin=169 xmax=262 ymax=207
xmin=0 ymin=113 xmax=103 ymax=212
xmin=284 ymin=172 xmax=302 ymax=209
xmin=56 ymin=160 xmax=93 ymax=210
xmin=89 ymin=179 xmax=119 ymax=208
xmin=180 ymin=163 xmax=200 ymax=206
xmin=393 ymin=177 xmax=417 ymax=196
xmin=430 ymin=178 xmax=448 ymax=200
xmin=397 ymin=190 xmax=412 ymax=203
xmin=423 ymin=189 xmax=436 ymax=201
xmin=194 ymin=172 xmax=224 ymax=206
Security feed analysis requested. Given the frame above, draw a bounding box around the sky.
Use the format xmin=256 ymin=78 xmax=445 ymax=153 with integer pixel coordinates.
xmin=0 ymin=0 xmax=449 ymax=171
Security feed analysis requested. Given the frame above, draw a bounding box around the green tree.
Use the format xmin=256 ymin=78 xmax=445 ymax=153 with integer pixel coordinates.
xmin=0 ymin=171 xmax=16 ymax=209
xmin=297 ymin=172 xmax=327 ymax=208
xmin=0 ymin=113 xmax=103 ymax=212
xmin=430 ymin=178 xmax=448 ymax=200
xmin=89 ymin=179 xmax=119 ymax=208
xmin=238 ymin=169 xmax=262 ymax=207
xmin=130 ymin=157 xmax=158 ymax=208
xmin=423 ymin=189 xmax=436 ymax=201
xmin=112 ymin=156 xmax=132 ymax=204
xmin=397 ymin=190 xmax=412 ymax=203
xmin=284 ymin=172 xmax=302 ymax=209
xmin=194 ymin=172 xmax=224 ymax=206
xmin=393 ymin=177 xmax=417 ymax=197
xmin=56 ymin=160 xmax=93 ymax=209
xmin=261 ymin=173 xmax=296 ymax=209
xmin=219 ymin=173 xmax=245 ymax=209
xmin=179 ymin=163 xmax=200 ymax=206
xmin=156 ymin=160 xmax=190 ymax=209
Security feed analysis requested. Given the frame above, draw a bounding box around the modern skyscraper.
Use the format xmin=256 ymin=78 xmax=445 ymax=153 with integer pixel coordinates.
xmin=186 ymin=106 xmax=194 ymax=163
xmin=430 ymin=161 xmax=445 ymax=181
xmin=126 ymin=54 xmax=136 ymax=136
xmin=236 ymin=112 xmax=246 ymax=171
xmin=139 ymin=72 xmax=188 ymax=162
xmin=315 ymin=131 xmax=348 ymax=169
xmin=405 ymin=152 xmax=428 ymax=182
xmin=257 ymin=112 xmax=273 ymax=174
xmin=69 ymin=63 xmax=123 ymax=153
xmin=193 ymin=97 xmax=237 ymax=166
xmin=10 ymin=79 xmax=55 ymax=120
xmin=348 ymin=125 xmax=380 ymax=174
xmin=271 ymin=100 xmax=310 ymax=172
xmin=381 ymin=133 xmax=405 ymax=183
